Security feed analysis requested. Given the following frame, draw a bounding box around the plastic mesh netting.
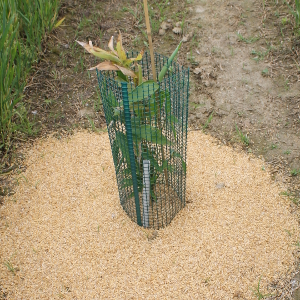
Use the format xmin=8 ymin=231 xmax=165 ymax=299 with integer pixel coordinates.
xmin=97 ymin=52 xmax=189 ymax=229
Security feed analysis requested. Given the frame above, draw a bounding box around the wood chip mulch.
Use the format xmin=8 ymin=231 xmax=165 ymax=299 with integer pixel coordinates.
xmin=0 ymin=130 xmax=299 ymax=299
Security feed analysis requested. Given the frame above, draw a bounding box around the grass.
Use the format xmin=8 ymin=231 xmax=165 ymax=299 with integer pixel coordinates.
xmin=291 ymin=169 xmax=300 ymax=176
xmin=94 ymin=88 xmax=103 ymax=112
xmin=86 ymin=115 xmax=99 ymax=133
xmin=261 ymin=68 xmax=269 ymax=76
xmin=203 ymin=112 xmax=214 ymax=130
xmin=0 ymin=0 xmax=59 ymax=151
xmin=237 ymin=32 xmax=260 ymax=43
xmin=285 ymin=0 xmax=300 ymax=28
xmin=251 ymin=47 xmax=273 ymax=62
xmin=281 ymin=190 xmax=299 ymax=205
xmin=252 ymin=277 xmax=272 ymax=299
xmin=4 ymin=260 xmax=17 ymax=275
xmin=235 ymin=124 xmax=250 ymax=146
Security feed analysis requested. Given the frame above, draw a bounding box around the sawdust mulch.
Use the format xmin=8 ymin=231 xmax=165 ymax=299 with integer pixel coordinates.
xmin=0 ymin=130 xmax=299 ymax=299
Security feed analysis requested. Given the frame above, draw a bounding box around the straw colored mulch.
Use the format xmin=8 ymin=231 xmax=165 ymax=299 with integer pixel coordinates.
xmin=0 ymin=131 xmax=298 ymax=299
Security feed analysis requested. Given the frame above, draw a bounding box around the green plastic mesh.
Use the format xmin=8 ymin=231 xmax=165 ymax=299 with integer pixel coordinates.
xmin=97 ymin=52 xmax=189 ymax=229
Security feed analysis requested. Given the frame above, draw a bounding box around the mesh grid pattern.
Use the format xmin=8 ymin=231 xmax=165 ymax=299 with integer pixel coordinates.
xmin=97 ymin=52 xmax=189 ymax=229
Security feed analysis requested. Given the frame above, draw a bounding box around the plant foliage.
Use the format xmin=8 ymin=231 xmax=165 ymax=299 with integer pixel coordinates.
xmin=78 ymin=32 xmax=184 ymax=201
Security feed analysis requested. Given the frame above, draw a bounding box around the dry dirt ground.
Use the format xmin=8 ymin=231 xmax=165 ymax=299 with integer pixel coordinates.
xmin=6 ymin=0 xmax=298 ymax=199
xmin=1 ymin=0 xmax=300 ymax=298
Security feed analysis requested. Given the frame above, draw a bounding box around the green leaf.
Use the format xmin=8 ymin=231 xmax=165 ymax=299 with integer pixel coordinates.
xmin=116 ymin=131 xmax=130 ymax=166
xmin=117 ymin=70 xmax=128 ymax=82
xmin=121 ymin=178 xmax=133 ymax=189
xmin=158 ymin=41 xmax=182 ymax=82
xmin=150 ymin=190 xmax=157 ymax=202
xmin=163 ymin=89 xmax=171 ymax=114
xmin=128 ymin=81 xmax=159 ymax=103
xmin=162 ymin=160 xmax=173 ymax=172
xmin=170 ymin=150 xmax=186 ymax=172
xmin=108 ymin=91 xmax=118 ymax=107
xmin=141 ymin=147 xmax=162 ymax=172
xmin=137 ymin=64 xmax=143 ymax=86
xmin=132 ymin=125 xmax=172 ymax=146
xmin=113 ymin=108 xmax=121 ymax=117
xmin=167 ymin=114 xmax=179 ymax=124
xmin=167 ymin=114 xmax=179 ymax=139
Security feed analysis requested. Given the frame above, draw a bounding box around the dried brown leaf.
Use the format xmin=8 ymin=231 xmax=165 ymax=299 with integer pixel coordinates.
xmin=115 ymin=65 xmax=136 ymax=78
xmin=108 ymin=36 xmax=118 ymax=56
xmin=88 ymin=61 xmax=119 ymax=71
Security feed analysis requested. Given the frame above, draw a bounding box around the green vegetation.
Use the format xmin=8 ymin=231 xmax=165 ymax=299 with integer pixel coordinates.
xmin=235 ymin=124 xmax=250 ymax=146
xmin=250 ymin=47 xmax=272 ymax=62
xmin=0 ymin=0 xmax=60 ymax=151
xmin=203 ymin=112 xmax=214 ymax=130
xmin=291 ymin=168 xmax=300 ymax=176
xmin=77 ymin=33 xmax=185 ymax=200
xmin=4 ymin=260 xmax=17 ymax=275
xmin=285 ymin=0 xmax=300 ymax=28
xmin=236 ymin=32 xmax=260 ymax=43
xmin=261 ymin=68 xmax=269 ymax=76
xmin=281 ymin=190 xmax=299 ymax=205
xmin=252 ymin=277 xmax=272 ymax=299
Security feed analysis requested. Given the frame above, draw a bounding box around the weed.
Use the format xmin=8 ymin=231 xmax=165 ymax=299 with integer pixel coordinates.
xmin=294 ymin=240 xmax=300 ymax=247
xmin=281 ymin=191 xmax=291 ymax=196
xmin=190 ymin=102 xmax=205 ymax=109
xmin=86 ymin=115 xmax=99 ymax=133
xmin=212 ymin=46 xmax=218 ymax=54
xmin=262 ymin=68 xmax=269 ymax=76
xmin=237 ymin=32 xmax=260 ymax=43
xmin=203 ymin=112 xmax=214 ymax=130
xmin=281 ymin=190 xmax=299 ymax=205
xmin=284 ymin=150 xmax=291 ymax=154
xmin=122 ymin=5 xmax=143 ymax=26
xmin=284 ymin=229 xmax=292 ymax=236
xmin=4 ymin=260 xmax=17 ymax=275
xmin=94 ymin=88 xmax=102 ymax=112
xmin=291 ymin=169 xmax=300 ymax=176
xmin=252 ymin=277 xmax=272 ymax=299
xmin=187 ymin=50 xmax=196 ymax=64
xmin=270 ymin=143 xmax=278 ymax=149
xmin=251 ymin=47 xmax=272 ymax=62
xmin=78 ymin=17 xmax=92 ymax=30
xmin=181 ymin=17 xmax=186 ymax=33
xmin=235 ymin=124 xmax=249 ymax=146
xmin=285 ymin=0 xmax=300 ymax=27
xmin=284 ymin=79 xmax=290 ymax=90
xmin=281 ymin=16 xmax=289 ymax=26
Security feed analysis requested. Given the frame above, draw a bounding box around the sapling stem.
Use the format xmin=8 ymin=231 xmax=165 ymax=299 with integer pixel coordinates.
xmin=143 ymin=0 xmax=169 ymax=186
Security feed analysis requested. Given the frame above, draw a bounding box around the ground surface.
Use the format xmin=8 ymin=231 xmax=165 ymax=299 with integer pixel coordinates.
xmin=1 ymin=0 xmax=300 ymax=298
xmin=4 ymin=0 xmax=298 ymax=200
xmin=0 ymin=131 xmax=299 ymax=299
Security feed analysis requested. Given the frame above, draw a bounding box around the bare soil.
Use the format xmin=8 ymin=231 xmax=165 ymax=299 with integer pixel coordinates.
xmin=4 ymin=0 xmax=297 ymax=198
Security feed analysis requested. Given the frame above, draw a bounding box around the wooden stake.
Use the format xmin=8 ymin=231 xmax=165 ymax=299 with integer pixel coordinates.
xmin=143 ymin=0 xmax=157 ymax=82
xmin=142 ymin=0 xmax=169 ymax=186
